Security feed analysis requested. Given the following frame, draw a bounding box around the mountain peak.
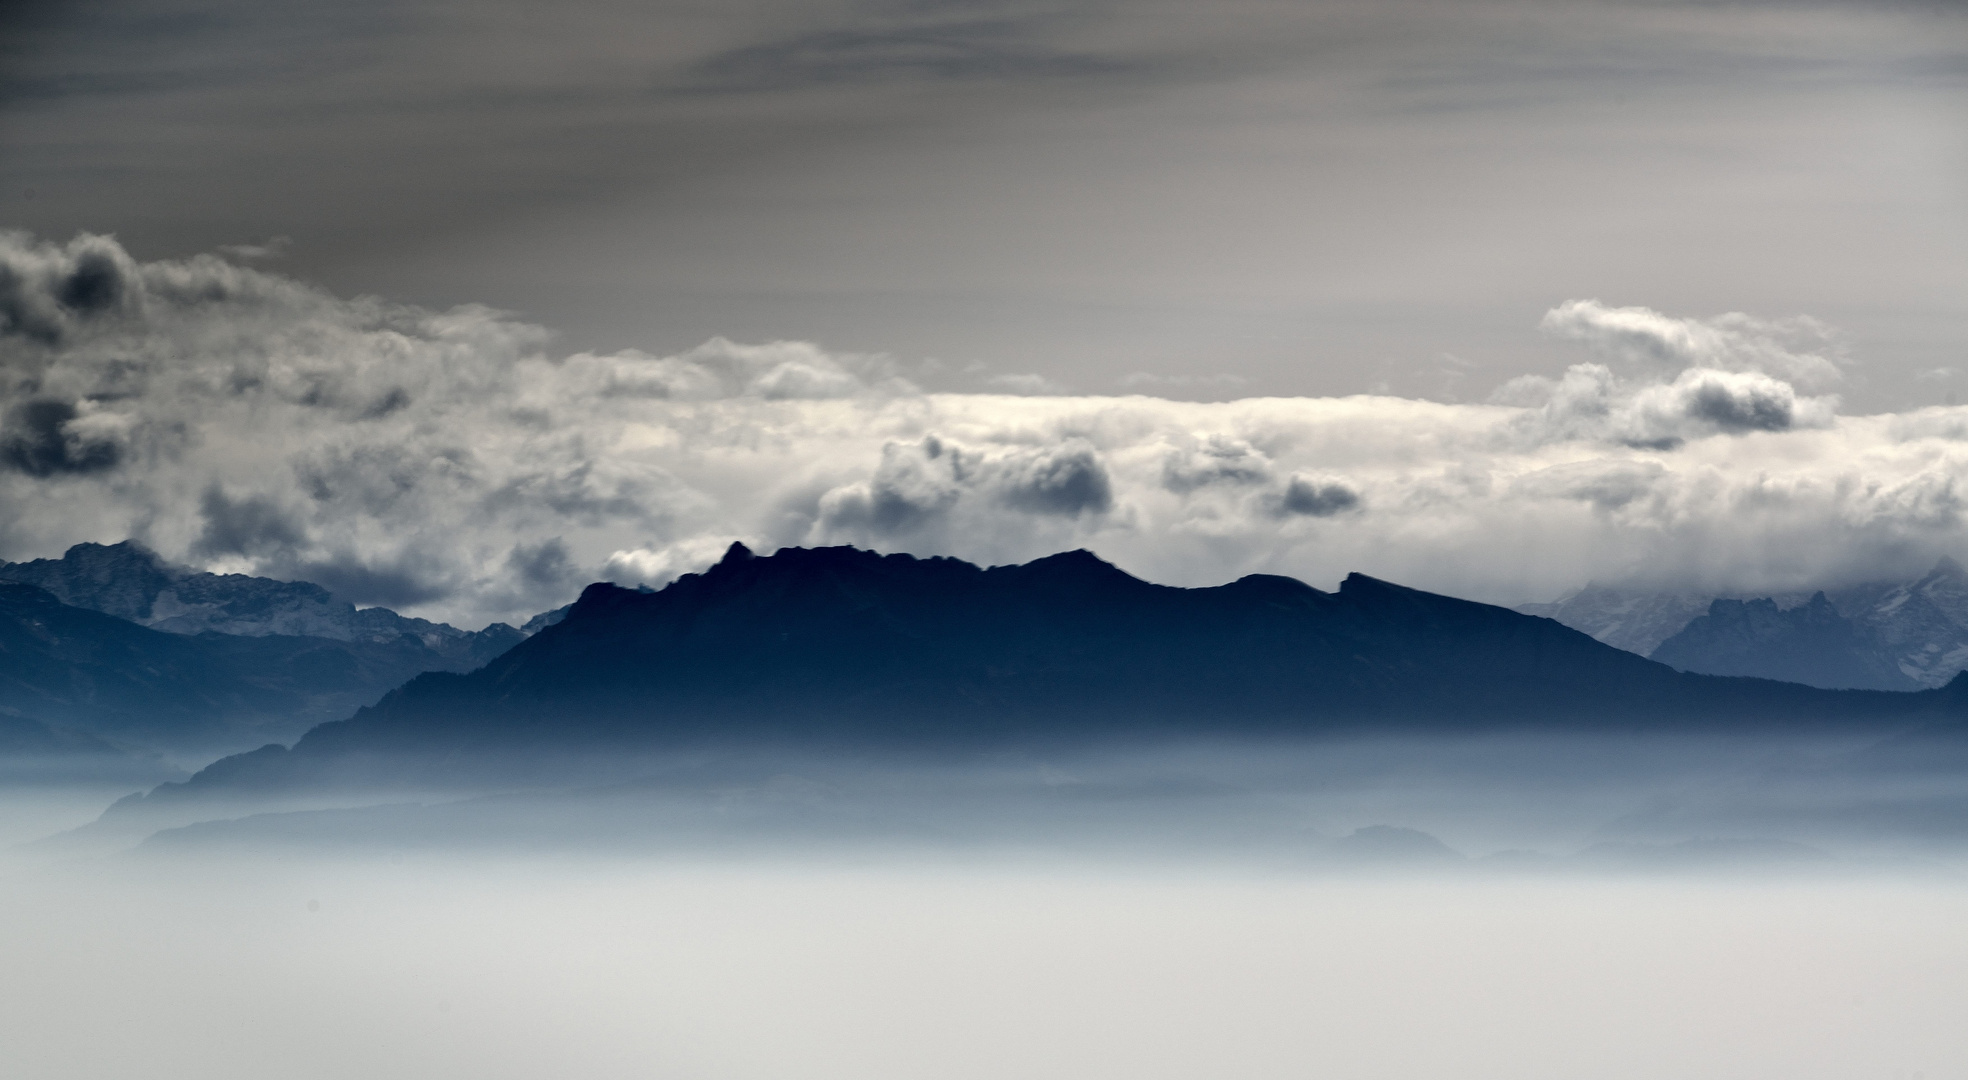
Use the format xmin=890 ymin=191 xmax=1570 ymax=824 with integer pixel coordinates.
xmin=1337 ymin=572 xmax=1403 ymax=595
xmin=0 ymin=538 xmax=519 ymax=662
xmin=718 ymin=541 xmax=755 ymax=566
xmin=65 ymin=539 xmax=175 ymax=566
xmin=989 ymin=549 xmax=1147 ymax=593
xmin=1019 ymin=548 xmax=1121 ymax=573
xmin=0 ymin=541 xmax=183 ymax=620
xmin=55 ymin=540 xmax=182 ymax=581
xmin=1652 ymin=590 xmax=1917 ymax=691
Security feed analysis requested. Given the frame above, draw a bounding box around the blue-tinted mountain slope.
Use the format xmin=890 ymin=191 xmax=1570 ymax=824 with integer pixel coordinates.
xmin=0 ymin=581 xmax=516 ymax=755
xmin=1650 ymin=593 xmax=1919 ymax=691
xmin=134 ymin=543 xmax=1968 ymax=804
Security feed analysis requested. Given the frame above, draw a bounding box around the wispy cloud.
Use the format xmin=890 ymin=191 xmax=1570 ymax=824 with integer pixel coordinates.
xmin=668 ymin=15 xmax=1133 ymax=94
xmin=217 ymin=236 xmax=291 ymax=262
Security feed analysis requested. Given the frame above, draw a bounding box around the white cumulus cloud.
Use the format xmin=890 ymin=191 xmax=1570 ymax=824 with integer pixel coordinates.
xmin=1539 ymin=299 xmax=1846 ymax=391
xmin=4 ymin=230 xmax=1967 ymax=625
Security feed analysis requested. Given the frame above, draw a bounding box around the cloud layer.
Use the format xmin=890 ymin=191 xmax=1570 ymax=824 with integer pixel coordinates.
xmin=4 ymin=231 xmax=1967 ymax=627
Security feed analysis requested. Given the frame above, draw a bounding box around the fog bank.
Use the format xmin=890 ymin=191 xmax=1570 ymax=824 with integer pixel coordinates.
xmin=2 ymin=852 xmax=1963 ymax=1080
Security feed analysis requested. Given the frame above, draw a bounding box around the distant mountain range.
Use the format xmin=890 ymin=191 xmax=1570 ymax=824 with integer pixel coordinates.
xmin=1519 ymin=558 xmax=1968 ymax=691
xmin=0 ymin=542 xmax=548 ymax=765
xmin=0 ymin=542 xmax=523 ymax=663
xmin=15 ymin=539 xmax=1968 ymax=785
xmin=117 ymin=543 xmax=1968 ymax=812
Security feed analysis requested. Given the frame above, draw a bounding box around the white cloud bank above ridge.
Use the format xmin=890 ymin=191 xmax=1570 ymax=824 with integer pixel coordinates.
xmin=2 ymin=230 xmax=1965 ymax=628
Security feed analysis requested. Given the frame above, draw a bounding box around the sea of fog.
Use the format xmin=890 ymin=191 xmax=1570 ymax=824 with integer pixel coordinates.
xmin=6 ymin=732 xmax=1968 ymax=1080
xmin=1 ymin=850 xmax=1963 ymax=1080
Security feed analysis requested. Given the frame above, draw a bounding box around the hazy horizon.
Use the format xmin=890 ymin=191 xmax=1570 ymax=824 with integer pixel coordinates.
xmin=6 ymin=2 xmax=1968 ymax=1076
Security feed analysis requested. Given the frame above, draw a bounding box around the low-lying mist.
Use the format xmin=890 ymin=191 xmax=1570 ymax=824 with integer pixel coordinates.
xmin=10 ymin=731 xmax=1968 ymax=1080
xmin=26 ymin=728 xmax=1968 ymax=867
xmin=2 ymin=849 xmax=1963 ymax=1080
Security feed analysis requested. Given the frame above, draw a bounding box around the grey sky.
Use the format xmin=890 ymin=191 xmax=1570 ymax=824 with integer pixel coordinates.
xmin=5 ymin=0 xmax=1964 ymax=408
xmin=5 ymin=0 xmax=1968 ymax=624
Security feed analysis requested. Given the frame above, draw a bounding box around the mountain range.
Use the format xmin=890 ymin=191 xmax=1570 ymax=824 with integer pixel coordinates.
xmin=1519 ymin=558 xmax=1968 ymax=691
xmin=113 ymin=542 xmax=1968 ymax=814
xmin=0 ymin=542 xmax=540 ymax=765
xmin=0 ymin=542 xmax=522 ymax=662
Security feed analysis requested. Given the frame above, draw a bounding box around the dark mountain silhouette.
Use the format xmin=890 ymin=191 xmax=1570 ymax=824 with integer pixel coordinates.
xmin=520 ymin=603 xmax=571 ymax=635
xmin=124 ymin=543 xmax=1968 ymax=806
xmin=1650 ymin=593 xmax=1919 ymax=691
xmin=0 ymin=541 xmax=523 ymax=665
xmin=0 ymin=580 xmax=522 ymax=755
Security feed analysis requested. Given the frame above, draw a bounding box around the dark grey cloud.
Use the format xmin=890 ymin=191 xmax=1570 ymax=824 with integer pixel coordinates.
xmin=288 ymin=550 xmax=456 ymax=610
xmin=996 ymin=442 xmax=1112 ymax=516
xmin=821 ymin=475 xmax=960 ymax=537
xmin=1277 ymin=476 xmax=1361 ymax=518
xmin=812 ymin=433 xmax=1112 ymax=545
xmin=0 ymin=231 xmax=138 ymax=345
xmin=821 ymin=486 xmax=948 ymax=536
xmin=55 ymin=248 xmax=125 ymax=315
xmin=192 ymin=485 xmax=305 ymax=561
xmin=0 ymin=398 xmax=121 ymax=476
xmin=1505 ymin=353 xmax=1833 ymax=451
xmin=811 ymin=436 xmax=981 ymax=539
xmin=507 ymin=537 xmax=575 ymax=591
xmin=1681 ymin=375 xmax=1794 ymax=435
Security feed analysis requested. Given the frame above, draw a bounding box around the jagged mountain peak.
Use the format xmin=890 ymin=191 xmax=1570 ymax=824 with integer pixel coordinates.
xmin=50 ymin=539 xmax=179 ymax=573
xmin=0 ymin=541 xmax=183 ymax=621
xmin=1522 ymin=558 xmax=1968 ymax=690
xmin=1923 ymin=555 xmax=1966 ymax=580
xmin=1652 ymin=591 xmax=1920 ymax=691
xmin=0 ymin=540 xmax=529 ymax=665
xmin=1339 ymin=571 xmax=1422 ymax=595
xmin=1905 ymin=556 xmax=1968 ymax=618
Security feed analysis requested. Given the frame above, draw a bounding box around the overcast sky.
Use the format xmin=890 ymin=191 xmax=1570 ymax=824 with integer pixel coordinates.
xmin=2 ymin=0 xmax=1967 ymax=625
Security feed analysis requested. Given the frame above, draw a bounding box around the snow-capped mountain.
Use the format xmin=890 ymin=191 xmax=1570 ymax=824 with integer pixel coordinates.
xmin=1521 ymin=558 xmax=1968 ymax=690
xmin=0 ymin=541 xmax=523 ymax=664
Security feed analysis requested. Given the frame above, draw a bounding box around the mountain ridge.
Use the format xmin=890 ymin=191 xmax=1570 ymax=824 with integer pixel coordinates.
xmin=0 ymin=541 xmax=524 ymax=664
xmin=0 ymin=577 xmax=533 ymax=758
xmin=119 ymin=543 xmax=1968 ymax=812
xmin=1650 ymin=593 xmax=1920 ymax=691
xmin=1522 ymin=557 xmax=1968 ymax=690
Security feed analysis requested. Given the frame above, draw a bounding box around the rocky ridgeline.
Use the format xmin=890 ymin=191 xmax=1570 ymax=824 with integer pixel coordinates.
xmin=0 ymin=541 xmax=523 ymax=666
xmin=1521 ymin=558 xmax=1968 ymax=691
